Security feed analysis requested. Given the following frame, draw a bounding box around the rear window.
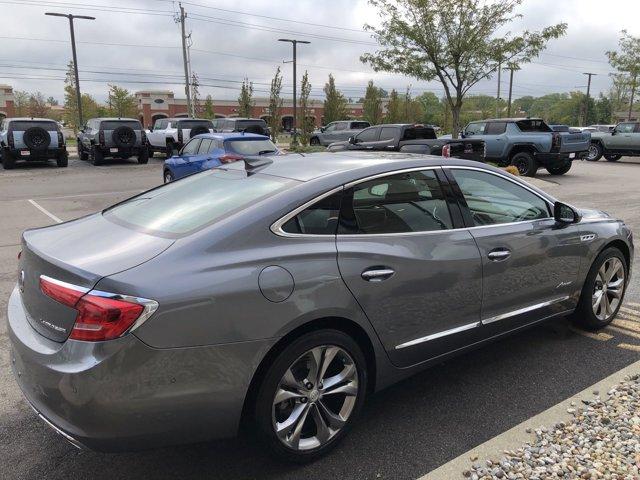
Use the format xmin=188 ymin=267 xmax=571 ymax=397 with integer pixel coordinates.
xmin=103 ymin=169 xmax=294 ymax=237
xmin=178 ymin=120 xmax=213 ymax=130
xmin=515 ymin=120 xmax=552 ymax=132
xmin=225 ymin=138 xmax=277 ymax=155
xmin=401 ymin=127 xmax=436 ymax=140
xmin=236 ymin=120 xmax=267 ymax=128
xmin=9 ymin=121 xmax=58 ymax=131
xmin=100 ymin=120 xmax=141 ymax=130
xmin=350 ymin=122 xmax=370 ymax=129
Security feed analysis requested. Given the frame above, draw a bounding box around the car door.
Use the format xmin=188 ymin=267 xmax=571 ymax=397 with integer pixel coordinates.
xmin=328 ymin=122 xmax=350 ymax=143
xmin=336 ymin=168 xmax=483 ymax=368
xmin=608 ymin=123 xmax=636 ymax=150
xmin=350 ymin=126 xmax=381 ymax=149
xmin=186 ymin=138 xmax=214 ymax=174
xmin=481 ymin=121 xmax=508 ymax=159
xmin=172 ymin=138 xmax=201 ymax=178
xmin=445 ymin=167 xmax=582 ymax=334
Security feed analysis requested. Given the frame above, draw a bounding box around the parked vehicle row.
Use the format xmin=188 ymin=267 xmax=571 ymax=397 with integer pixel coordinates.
xmin=587 ymin=121 xmax=640 ymax=162
xmin=147 ymin=117 xmax=214 ymax=158
xmin=9 ymin=152 xmax=633 ymax=461
xmin=310 ymin=120 xmax=371 ymax=146
xmin=0 ymin=118 xmax=68 ymax=169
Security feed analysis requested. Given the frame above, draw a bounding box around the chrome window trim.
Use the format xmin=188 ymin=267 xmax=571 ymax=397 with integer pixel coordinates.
xmin=394 ymin=295 xmax=571 ymax=350
xmin=343 ymin=166 xmax=440 ymax=189
xmin=39 ymin=275 xmax=90 ymax=294
xmin=395 ymin=321 xmax=481 ymax=350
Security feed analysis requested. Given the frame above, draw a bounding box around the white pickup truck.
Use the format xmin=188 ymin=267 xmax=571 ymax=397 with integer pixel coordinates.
xmin=146 ymin=118 xmax=214 ymax=158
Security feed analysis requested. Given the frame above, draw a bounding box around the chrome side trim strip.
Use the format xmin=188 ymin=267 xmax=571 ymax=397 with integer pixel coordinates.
xmin=482 ymin=296 xmax=570 ymax=325
xmin=394 ymin=295 xmax=571 ymax=350
xmin=395 ymin=321 xmax=481 ymax=350
xmin=39 ymin=275 xmax=90 ymax=294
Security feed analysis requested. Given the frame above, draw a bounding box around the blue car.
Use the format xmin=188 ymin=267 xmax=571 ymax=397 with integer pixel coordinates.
xmin=163 ymin=132 xmax=279 ymax=182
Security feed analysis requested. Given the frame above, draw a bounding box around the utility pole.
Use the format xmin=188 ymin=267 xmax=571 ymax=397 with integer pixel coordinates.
xmin=279 ymin=38 xmax=310 ymax=145
xmin=583 ymin=72 xmax=597 ymax=126
xmin=507 ymin=67 xmax=515 ymax=117
xmin=178 ymin=3 xmax=192 ymax=118
xmin=45 ymin=12 xmax=95 ymax=128
xmin=496 ymin=61 xmax=502 ymax=118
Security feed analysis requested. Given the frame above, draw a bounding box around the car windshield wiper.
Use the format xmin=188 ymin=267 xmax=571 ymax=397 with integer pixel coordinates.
xmin=257 ymin=150 xmax=277 ymax=155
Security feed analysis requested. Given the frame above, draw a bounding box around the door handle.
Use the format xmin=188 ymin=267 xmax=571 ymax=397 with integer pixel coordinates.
xmin=487 ymin=249 xmax=511 ymax=261
xmin=361 ymin=268 xmax=395 ymax=282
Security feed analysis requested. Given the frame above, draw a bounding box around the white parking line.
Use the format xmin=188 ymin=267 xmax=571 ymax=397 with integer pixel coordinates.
xmin=27 ymin=199 xmax=63 ymax=224
xmin=34 ymin=189 xmax=144 ymax=201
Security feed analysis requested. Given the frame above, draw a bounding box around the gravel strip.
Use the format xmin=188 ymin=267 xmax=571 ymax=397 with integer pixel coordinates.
xmin=463 ymin=374 xmax=640 ymax=479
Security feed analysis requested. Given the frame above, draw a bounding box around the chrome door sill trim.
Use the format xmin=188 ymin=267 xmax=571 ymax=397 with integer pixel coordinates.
xmin=395 ymin=321 xmax=481 ymax=350
xmin=482 ymin=296 xmax=570 ymax=325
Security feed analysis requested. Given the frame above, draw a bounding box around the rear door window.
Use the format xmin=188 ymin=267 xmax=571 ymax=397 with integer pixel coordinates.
xmin=197 ymin=139 xmax=213 ymax=154
xmin=181 ymin=138 xmax=201 ymax=155
xmin=281 ymin=192 xmax=342 ymax=235
xmin=350 ymin=122 xmax=370 ymax=129
xmin=379 ymin=127 xmax=399 ymax=141
xmin=339 ymin=170 xmax=453 ymax=234
xmin=104 ymin=169 xmax=296 ymax=237
xmin=485 ymin=122 xmax=507 ymax=135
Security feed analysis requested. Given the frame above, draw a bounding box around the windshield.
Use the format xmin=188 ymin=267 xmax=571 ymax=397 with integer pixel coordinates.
xmin=178 ymin=120 xmax=213 ymax=130
xmin=225 ymin=138 xmax=278 ymax=155
xmin=9 ymin=121 xmax=58 ymax=131
xmin=101 ymin=120 xmax=141 ymax=130
xmin=103 ymin=169 xmax=294 ymax=237
xmin=236 ymin=120 xmax=267 ymax=128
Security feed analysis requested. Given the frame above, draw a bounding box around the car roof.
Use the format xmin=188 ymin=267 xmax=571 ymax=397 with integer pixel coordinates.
xmin=165 ymin=117 xmax=212 ymax=122
xmin=5 ymin=117 xmax=58 ymax=122
xmin=192 ymin=132 xmax=268 ymax=140
xmin=222 ymin=151 xmax=505 ymax=183
xmin=90 ymin=117 xmax=140 ymax=122
xmin=471 ymin=118 xmax=541 ymax=123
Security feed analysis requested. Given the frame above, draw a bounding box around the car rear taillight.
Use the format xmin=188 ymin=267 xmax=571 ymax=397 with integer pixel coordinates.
xmin=57 ymin=131 xmax=65 ymax=146
xmin=219 ymin=153 xmax=243 ymax=164
xmin=39 ymin=275 xmax=157 ymax=342
xmin=178 ymin=129 xmax=183 ymax=143
xmin=442 ymin=144 xmax=451 ymax=158
xmin=7 ymin=131 xmax=14 ymax=148
xmin=98 ymin=130 xmax=105 ymax=145
xmin=552 ymin=132 xmax=561 ymax=151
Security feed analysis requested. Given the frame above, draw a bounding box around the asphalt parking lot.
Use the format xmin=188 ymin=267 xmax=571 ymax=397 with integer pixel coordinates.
xmin=1 ymin=156 xmax=640 ymax=480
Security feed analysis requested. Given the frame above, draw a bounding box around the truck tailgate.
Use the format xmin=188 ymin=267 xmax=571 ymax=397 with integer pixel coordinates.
xmin=560 ymin=132 xmax=590 ymax=153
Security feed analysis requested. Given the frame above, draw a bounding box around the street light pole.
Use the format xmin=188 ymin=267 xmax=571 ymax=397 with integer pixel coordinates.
xmin=278 ymin=38 xmax=310 ymax=145
xmin=45 ymin=12 xmax=95 ymax=128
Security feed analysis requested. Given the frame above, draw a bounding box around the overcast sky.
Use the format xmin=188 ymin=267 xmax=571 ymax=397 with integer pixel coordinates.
xmin=1 ymin=0 xmax=639 ymax=104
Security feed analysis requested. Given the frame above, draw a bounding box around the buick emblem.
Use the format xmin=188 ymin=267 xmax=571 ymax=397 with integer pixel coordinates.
xmin=18 ymin=270 xmax=25 ymax=292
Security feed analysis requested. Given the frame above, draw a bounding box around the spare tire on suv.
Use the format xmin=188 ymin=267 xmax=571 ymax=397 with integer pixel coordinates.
xmin=23 ymin=127 xmax=51 ymax=150
xmin=112 ymin=126 xmax=136 ymax=147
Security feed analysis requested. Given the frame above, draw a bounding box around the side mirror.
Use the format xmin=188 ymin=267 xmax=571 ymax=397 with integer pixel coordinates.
xmin=348 ymin=136 xmax=356 ymax=144
xmin=554 ymin=201 xmax=581 ymax=224
xmin=320 ymin=127 xmax=326 ymax=133
xmin=611 ymin=129 xmax=617 ymax=136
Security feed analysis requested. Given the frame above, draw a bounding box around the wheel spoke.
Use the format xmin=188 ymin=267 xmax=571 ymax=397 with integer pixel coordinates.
xmin=274 ymin=387 xmax=305 ymax=405
xmin=322 ymin=381 xmax=358 ymax=397
xmin=281 ymin=368 xmax=304 ymax=391
xmin=317 ymin=400 xmax=346 ymax=430
xmin=275 ymin=403 xmax=309 ymax=444
xmin=321 ymin=363 xmax=356 ymax=393
xmin=317 ymin=346 xmax=339 ymax=384
xmin=592 ymin=290 xmax=603 ymax=310
xmin=602 ymin=291 xmax=612 ymax=317
xmin=311 ymin=404 xmax=332 ymax=443
xmin=307 ymin=347 xmax=323 ymax=385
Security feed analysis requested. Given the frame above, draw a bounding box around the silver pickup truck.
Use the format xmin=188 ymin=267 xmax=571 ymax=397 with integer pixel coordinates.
xmin=309 ymin=120 xmax=370 ymax=146
xmin=462 ymin=118 xmax=591 ymax=176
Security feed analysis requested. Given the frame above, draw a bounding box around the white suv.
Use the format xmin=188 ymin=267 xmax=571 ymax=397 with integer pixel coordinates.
xmin=146 ymin=118 xmax=214 ymax=158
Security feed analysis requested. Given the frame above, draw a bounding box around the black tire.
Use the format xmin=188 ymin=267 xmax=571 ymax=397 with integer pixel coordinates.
xmin=510 ymin=152 xmax=539 ymax=177
xmin=546 ymin=161 xmax=572 ymax=175
xmin=2 ymin=148 xmax=15 ymax=169
xmin=91 ymin=145 xmax=104 ymax=166
xmin=23 ymin=127 xmax=51 ymax=150
xmin=163 ymin=169 xmax=174 ymax=183
xmin=56 ymin=152 xmax=68 ymax=168
xmin=165 ymin=142 xmax=175 ymax=159
xmin=586 ymin=143 xmax=603 ymax=162
xmin=254 ymin=329 xmax=368 ymax=463
xmin=79 ymin=142 xmax=89 ymax=161
xmin=309 ymin=137 xmax=321 ymax=146
xmin=573 ymin=247 xmax=627 ymax=331
xmin=111 ymin=126 xmax=136 ymax=148
xmin=137 ymin=147 xmax=149 ymax=164
xmin=148 ymin=148 xmax=155 ymax=159
xmin=604 ymin=154 xmax=622 ymax=162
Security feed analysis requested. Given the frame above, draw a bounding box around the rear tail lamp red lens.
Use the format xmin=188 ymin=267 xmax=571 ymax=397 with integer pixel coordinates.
xmin=219 ymin=153 xmax=243 ymax=164
xmin=39 ymin=275 xmax=156 ymax=342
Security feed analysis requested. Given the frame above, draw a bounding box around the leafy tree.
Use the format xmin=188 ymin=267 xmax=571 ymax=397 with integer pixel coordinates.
xmin=402 ymin=86 xmax=424 ymax=123
xmin=190 ymin=73 xmax=201 ymax=117
xmin=266 ymin=66 xmax=283 ymax=143
xmin=237 ymin=78 xmax=254 ymax=118
xmin=107 ymin=85 xmax=137 ymax=118
xmin=13 ymin=90 xmax=30 ymax=116
xmin=385 ymin=89 xmax=402 ymax=123
xmin=417 ymin=91 xmax=443 ymax=126
xmin=203 ymin=95 xmax=215 ymax=119
xmin=361 ymin=0 xmax=567 ymax=137
xmin=299 ymin=70 xmax=314 ymax=146
xmin=46 ymin=96 xmax=59 ymax=106
xmin=28 ymin=92 xmax=51 ymax=118
xmin=362 ymin=80 xmax=384 ymax=125
xmin=594 ymin=94 xmax=612 ymax=124
xmin=607 ymin=30 xmax=640 ymax=120
xmin=323 ymin=74 xmax=347 ymax=124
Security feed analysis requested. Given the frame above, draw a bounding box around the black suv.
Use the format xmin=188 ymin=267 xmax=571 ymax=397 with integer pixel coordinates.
xmin=77 ymin=118 xmax=148 ymax=166
xmin=212 ymin=118 xmax=270 ymax=136
xmin=0 ymin=118 xmax=68 ymax=169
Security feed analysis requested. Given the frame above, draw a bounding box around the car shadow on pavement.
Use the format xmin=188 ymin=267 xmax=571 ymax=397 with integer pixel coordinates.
xmin=3 ymin=318 xmax=638 ymax=480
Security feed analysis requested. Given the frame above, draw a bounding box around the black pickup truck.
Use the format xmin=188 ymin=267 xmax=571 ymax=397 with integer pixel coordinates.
xmin=326 ymin=123 xmax=485 ymax=161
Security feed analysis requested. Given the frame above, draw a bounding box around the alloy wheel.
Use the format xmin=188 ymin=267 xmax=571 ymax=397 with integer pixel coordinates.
xmin=592 ymin=257 xmax=625 ymax=321
xmin=272 ymin=345 xmax=358 ymax=451
xmin=587 ymin=145 xmax=599 ymax=161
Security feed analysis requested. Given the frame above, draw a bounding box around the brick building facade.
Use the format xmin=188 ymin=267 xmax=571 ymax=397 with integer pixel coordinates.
xmin=0 ymin=84 xmax=16 ymax=119
xmin=135 ymin=90 xmax=365 ymax=129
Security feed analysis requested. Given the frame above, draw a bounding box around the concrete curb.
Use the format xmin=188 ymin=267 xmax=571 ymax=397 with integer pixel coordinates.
xmin=418 ymin=358 xmax=640 ymax=480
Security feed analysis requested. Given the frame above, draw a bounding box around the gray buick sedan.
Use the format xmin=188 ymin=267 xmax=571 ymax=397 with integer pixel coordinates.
xmin=8 ymin=152 xmax=633 ymax=462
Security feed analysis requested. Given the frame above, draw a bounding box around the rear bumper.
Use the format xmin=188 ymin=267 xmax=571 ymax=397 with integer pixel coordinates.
xmin=3 ymin=146 xmax=67 ymax=160
xmin=96 ymin=145 xmax=146 ymax=158
xmin=7 ymin=286 xmax=275 ymax=452
xmin=534 ymin=151 xmax=589 ymax=164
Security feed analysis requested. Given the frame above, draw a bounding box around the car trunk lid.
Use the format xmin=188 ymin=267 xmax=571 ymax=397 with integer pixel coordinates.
xmin=19 ymin=213 xmax=174 ymax=342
